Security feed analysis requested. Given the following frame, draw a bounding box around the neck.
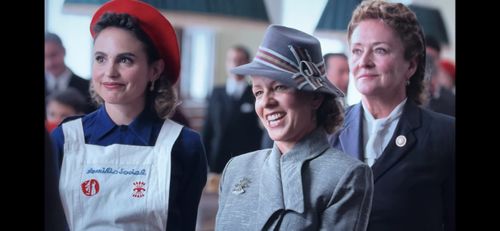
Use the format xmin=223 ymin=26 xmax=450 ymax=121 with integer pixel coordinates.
xmin=275 ymin=125 xmax=316 ymax=155
xmin=362 ymin=94 xmax=405 ymax=119
xmin=104 ymin=100 xmax=145 ymax=125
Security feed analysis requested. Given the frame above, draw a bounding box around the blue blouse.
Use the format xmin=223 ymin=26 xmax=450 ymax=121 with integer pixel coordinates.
xmin=51 ymin=106 xmax=208 ymax=231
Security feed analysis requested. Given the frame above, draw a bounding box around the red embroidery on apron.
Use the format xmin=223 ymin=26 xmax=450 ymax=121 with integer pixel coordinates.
xmin=81 ymin=179 xmax=99 ymax=196
xmin=132 ymin=181 xmax=146 ymax=198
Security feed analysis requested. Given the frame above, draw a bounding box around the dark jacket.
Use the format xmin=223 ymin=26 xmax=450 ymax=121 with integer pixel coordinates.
xmin=45 ymin=72 xmax=95 ymax=114
xmin=203 ymin=85 xmax=263 ymax=173
xmin=427 ymin=87 xmax=455 ymax=117
xmin=329 ymin=100 xmax=455 ymax=231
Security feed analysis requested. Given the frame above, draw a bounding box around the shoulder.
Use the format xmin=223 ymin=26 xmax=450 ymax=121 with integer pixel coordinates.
xmin=211 ymin=86 xmax=225 ymax=95
xmin=224 ymin=149 xmax=269 ymax=173
xmin=311 ymin=148 xmax=372 ymax=189
xmin=172 ymin=126 xmax=206 ymax=161
xmin=343 ymin=103 xmax=361 ymax=120
xmin=50 ymin=114 xmax=87 ymax=151
xmin=177 ymin=126 xmax=203 ymax=146
xmin=71 ymin=73 xmax=89 ymax=82
xmin=314 ymin=147 xmax=367 ymax=173
xmin=220 ymin=149 xmax=269 ymax=186
xmin=419 ymin=107 xmax=455 ymax=130
xmin=231 ymin=149 xmax=269 ymax=164
xmin=206 ymin=86 xmax=226 ymax=101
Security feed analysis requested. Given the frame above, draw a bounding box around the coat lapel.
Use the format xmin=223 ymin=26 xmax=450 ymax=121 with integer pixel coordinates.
xmin=339 ymin=104 xmax=364 ymax=160
xmin=371 ymin=101 xmax=422 ymax=182
xmin=255 ymin=129 xmax=328 ymax=230
xmin=256 ymin=147 xmax=285 ymax=229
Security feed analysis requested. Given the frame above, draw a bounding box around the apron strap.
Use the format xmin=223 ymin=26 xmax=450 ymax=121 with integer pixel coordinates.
xmin=152 ymin=119 xmax=183 ymax=230
xmin=62 ymin=118 xmax=86 ymax=152
xmin=154 ymin=119 xmax=183 ymax=153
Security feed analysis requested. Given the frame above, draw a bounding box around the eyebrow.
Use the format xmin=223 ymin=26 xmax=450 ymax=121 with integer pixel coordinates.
xmin=352 ymin=41 xmax=389 ymax=47
xmin=93 ymin=51 xmax=137 ymax=58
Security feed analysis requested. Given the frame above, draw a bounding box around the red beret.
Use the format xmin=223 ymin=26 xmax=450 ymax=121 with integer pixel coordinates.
xmin=439 ymin=60 xmax=455 ymax=81
xmin=90 ymin=0 xmax=180 ymax=84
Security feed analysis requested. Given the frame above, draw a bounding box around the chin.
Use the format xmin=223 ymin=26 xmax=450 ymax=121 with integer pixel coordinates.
xmin=268 ymin=129 xmax=286 ymax=142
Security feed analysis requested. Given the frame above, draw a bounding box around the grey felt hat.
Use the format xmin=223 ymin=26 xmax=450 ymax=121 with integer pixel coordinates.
xmin=231 ymin=25 xmax=344 ymax=97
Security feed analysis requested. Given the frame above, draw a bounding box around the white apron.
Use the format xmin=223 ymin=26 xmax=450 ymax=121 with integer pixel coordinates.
xmin=59 ymin=118 xmax=182 ymax=231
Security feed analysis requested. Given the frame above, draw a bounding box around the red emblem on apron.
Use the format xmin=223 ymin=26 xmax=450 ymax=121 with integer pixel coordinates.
xmin=81 ymin=179 xmax=99 ymax=196
xmin=133 ymin=181 xmax=146 ymax=198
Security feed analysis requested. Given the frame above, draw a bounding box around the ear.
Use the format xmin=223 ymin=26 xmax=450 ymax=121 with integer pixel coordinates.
xmin=150 ymin=59 xmax=165 ymax=81
xmin=406 ymin=56 xmax=418 ymax=80
xmin=311 ymin=93 xmax=324 ymax=110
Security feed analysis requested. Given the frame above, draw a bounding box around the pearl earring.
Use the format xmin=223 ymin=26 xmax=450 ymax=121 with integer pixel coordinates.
xmin=150 ymin=80 xmax=156 ymax=91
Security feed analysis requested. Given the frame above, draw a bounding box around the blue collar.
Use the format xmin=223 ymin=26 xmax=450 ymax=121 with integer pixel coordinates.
xmin=92 ymin=106 xmax=161 ymax=145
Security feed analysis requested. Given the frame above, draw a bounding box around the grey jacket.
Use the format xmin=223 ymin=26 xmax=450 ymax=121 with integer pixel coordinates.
xmin=216 ymin=129 xmax=373 ymax=231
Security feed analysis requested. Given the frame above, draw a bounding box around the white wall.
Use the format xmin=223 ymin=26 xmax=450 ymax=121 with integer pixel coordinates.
xmin=45 ymin=0 xmax=93 ymax=79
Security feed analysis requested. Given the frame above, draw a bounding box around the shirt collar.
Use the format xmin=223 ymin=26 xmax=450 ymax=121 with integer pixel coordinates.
xmin=225 ymin=76 xmax=248 ymax=99
xmin=362 ymin=97 xmax=407 ymax=124
xmin=45 ymin=68 xmax=72 ymax=91
xmin=93 ymin=106 xmax=161 ymax=145
xmin=128 ymin=107 xmax=161 ymax=145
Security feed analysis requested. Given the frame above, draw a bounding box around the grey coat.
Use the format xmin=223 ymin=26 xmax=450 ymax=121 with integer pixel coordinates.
xmin=215 ymin=129 xmax=373 ymax=231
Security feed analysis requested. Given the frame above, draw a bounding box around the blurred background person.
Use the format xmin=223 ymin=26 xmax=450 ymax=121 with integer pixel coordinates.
xmin=324 ymin=53 xmax=350 ymax=106
xmin=329 ymin=1 xmax=455 ymax=230
xmin=424 ymin=35 xmax=441 ymax=61
xmin=45 ymin=88 xmax=86 ymax=132
xmin=45 ymin=32 xmax=95 ymax=113
xmin=438 ymin=59 xmax=456 ymax=94
xmin=424 ymin=53 xmax=455 ymax=117
xmin=202 ymin=45 xmax=263 ymax=192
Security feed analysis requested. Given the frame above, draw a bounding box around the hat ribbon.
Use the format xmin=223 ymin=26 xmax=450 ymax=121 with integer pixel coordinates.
xmin=254 ymin=45 xmax=326 ymax=91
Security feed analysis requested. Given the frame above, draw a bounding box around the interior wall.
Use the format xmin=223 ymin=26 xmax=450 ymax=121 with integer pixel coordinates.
xmin=213 ymin=28 xmax=266 ymax=86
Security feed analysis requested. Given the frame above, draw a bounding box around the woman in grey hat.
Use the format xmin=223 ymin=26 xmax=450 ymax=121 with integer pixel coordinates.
xmin=215 ymin=25 xmax=373 ymax=231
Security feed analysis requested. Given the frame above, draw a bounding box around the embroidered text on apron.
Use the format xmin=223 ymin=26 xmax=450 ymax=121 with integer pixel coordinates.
xmin=59 ymin=119 xmax=182 ymax=231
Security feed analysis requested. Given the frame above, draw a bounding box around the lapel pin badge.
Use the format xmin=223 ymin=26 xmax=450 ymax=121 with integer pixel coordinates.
xmin=395 ymin=135 xmax=407 ymax=147
xmin=232 ymin=177 xmax=251 ymax=195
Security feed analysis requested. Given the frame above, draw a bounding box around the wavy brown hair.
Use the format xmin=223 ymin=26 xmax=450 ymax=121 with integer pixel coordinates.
xmin=347 ymin=0 xmax=427 ymax=105
xmin=316 ymin=94 xmax=344 ymax=134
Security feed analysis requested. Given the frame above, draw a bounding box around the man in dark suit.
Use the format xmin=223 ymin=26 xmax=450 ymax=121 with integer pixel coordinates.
xmin=45 ymin=32 xmax=95 ymax=113
xmin=203 ymin=45 xmax=263 ymax=177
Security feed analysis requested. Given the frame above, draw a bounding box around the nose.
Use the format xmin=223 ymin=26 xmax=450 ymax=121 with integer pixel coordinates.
xmin=104 ymin=62 xmax=119 ymax=78
xmin=359 ymin=50 xmax=374 ymax=68
xmin=261 ymin=91 xmax=278 ymax=108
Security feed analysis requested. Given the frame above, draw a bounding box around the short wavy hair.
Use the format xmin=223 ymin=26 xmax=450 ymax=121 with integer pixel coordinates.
xmin=347 ymin=0 xmax=427 ymax=105
xmin=317 ymin=94 xmax=344 ymax=134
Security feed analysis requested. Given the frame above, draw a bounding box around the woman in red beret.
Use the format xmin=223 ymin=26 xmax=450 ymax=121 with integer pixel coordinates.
xmin=50 ymin=0 xmax=207 ymax=230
